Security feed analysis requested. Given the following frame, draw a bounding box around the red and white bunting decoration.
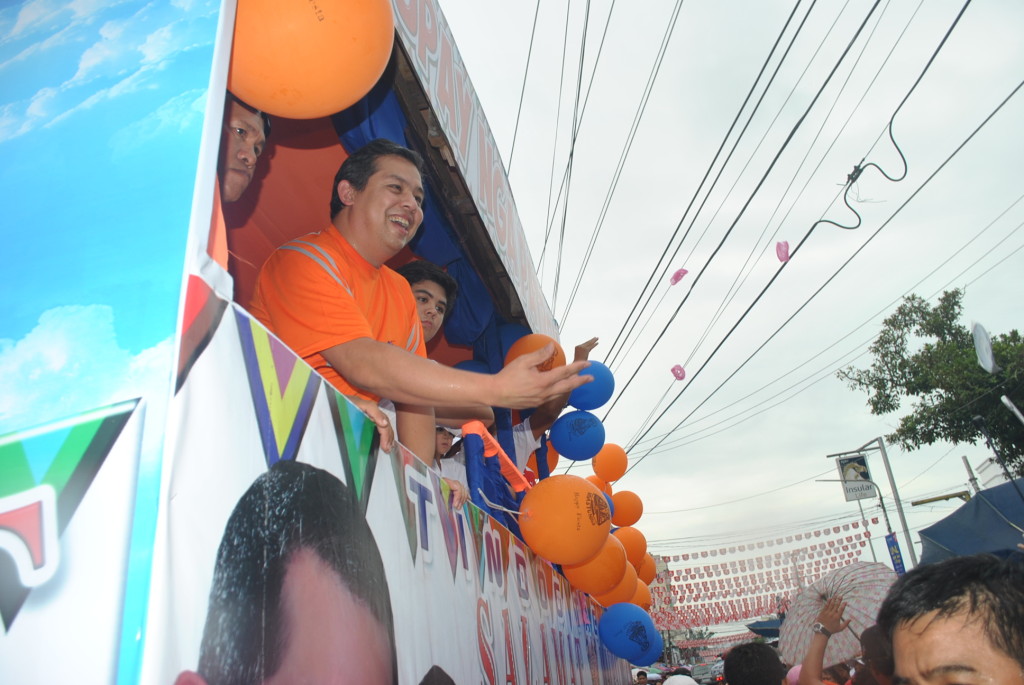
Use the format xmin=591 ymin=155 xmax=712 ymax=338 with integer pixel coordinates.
xmin=650 ymin=518 xmax=879 ymax=630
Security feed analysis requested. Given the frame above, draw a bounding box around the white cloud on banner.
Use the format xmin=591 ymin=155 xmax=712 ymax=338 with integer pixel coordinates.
xmin=0 ymin=304 xmax=172 ymax=437
xmin=0 ymin=0 xmax=215 ymax=144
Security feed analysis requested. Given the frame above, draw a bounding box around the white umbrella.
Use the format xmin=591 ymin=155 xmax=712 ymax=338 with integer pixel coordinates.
xmin=778 ymin=561 xmax=896 ymax=667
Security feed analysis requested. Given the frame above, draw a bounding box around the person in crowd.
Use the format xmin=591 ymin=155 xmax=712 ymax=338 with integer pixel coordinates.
xmin=208 ymin=92 xmax=271 ymax=272
xmin=663 ymin=675 xmax=698 ymax=685
xmin=396 ymin=259 xmax=495 ymax=431
xmin=877 ymin=553 xmax=1024 ymax=685
xmin=854 ymin=624 xmax=892 ymax=685
xmin=248 ymin=139 xmax=591 ymax=464
xmin=176 ymin=461 xmax=396 ymax=685
xmin=218 ymin=93 xmax=270 ymax=203
xmin=434 ymin=424 xmax=467 ymax=490
xmin=635 ymin=670 xmax=649 ymax=684
xmin=723 ymin=642 xmax=788 ymax=685
xmin=798 ymin=596 xmax=852 ymax=685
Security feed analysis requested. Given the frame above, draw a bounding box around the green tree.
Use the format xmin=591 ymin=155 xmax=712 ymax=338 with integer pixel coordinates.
xmin=838 ymin=289 xmax=1023 ymax=476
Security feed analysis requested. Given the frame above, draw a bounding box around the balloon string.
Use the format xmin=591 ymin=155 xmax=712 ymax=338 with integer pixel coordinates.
xmin=477 ymin=490 xmax=521 ymax=517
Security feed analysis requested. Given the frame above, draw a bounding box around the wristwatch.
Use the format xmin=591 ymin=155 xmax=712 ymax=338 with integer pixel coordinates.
xmin=812 ymin=622 xmax=833 ymax=637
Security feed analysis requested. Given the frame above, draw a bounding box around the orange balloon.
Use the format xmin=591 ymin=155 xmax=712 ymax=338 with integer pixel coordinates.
xmin=527 ymin=443 xmax=560 ymax=475
xmin=592 ymin=562 xmax=638 ymax=607
xmin=612 ymin=526 xmax=647 ymax=569
xmin=637 ymin=553 xmax=657 ymax=585
xmin=611 ymin=490 xmax=643 ymax=527
xmin=519 ymin=475 xmax=611 ymax=565
xmin=586 ymin=475 xmax=613 ymax=496
xmin=592 ymin=443 xmax=628 ymax=482
xmin=504 ymin=333 xmax=566 ymax=371
xmin=563 ymin=535 xmax=628 ymax=596
xmin=230 ymin=0 xmax=395 ymax=119
xmin=629 ymin=578 xmax=652 ymax=611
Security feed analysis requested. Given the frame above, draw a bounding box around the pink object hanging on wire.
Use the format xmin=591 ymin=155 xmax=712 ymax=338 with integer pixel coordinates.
xmin=670 ymin=268 xmax=689 ymax=285
xmin=776 ymin=241 xmax=791 ymax=262
xmin=671 ymin=365 xmax=686 ymax=381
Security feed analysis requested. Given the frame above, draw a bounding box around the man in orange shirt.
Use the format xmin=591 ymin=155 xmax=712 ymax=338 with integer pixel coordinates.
xmin=249 ymin=139 xmax=591 ymax=464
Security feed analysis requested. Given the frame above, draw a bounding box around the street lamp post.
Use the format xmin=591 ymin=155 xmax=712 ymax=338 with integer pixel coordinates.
xmin=826 ymin=436 xmax=918 ymax=568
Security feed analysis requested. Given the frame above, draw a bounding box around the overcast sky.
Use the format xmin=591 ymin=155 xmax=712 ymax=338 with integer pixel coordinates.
xmin=436 ymin=0 xmax=1024 ymax=628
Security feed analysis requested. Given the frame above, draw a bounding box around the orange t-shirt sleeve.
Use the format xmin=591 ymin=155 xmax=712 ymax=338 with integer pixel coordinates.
xmin=250 ymin=246 xmax=374 ymax=359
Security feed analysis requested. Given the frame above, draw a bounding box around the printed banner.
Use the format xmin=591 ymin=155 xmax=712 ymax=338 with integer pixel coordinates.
xmin=141 ymin=298 xmax=630 ymax=683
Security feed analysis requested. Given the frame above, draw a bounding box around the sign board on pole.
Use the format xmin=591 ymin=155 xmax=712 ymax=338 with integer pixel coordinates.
xmin=885 ymin=532 xmax=907 ymax=575
xmin=836 ymin=455 xmax=875 ymax=501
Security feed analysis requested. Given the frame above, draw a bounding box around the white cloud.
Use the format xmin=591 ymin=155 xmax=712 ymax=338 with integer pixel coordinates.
xmin=4 ymin=0 xmax=64 ymax=41
xmin=0 ymin=305 xmax=173 ymax=437
xmin=67 ymin=16 xmax=129 ymax=84
xmin=139 ymin=22 xmax=177 ymax=63
xmin=24 ymin=85 xmax=58 ymax=118
xmin=109 ymin=87 xmax=206 ymax=156
xmin=0 ymin=22 xmax=77 ymax=72
xmin=41 ymin=62 xmax=163 ymax=130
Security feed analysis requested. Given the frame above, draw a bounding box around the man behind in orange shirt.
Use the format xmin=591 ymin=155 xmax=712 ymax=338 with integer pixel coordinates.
xmin=249 ymin=139 xmax=591 ymax=463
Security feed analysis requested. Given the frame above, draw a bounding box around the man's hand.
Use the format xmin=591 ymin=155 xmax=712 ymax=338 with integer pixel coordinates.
xmin=492 ymin=344 xmax=592 ymax=409
xmin=574 ymin=337 xmax=599 ymax=362
xmin=815 ymin=596 xmax=851 ymax=636
xmin=443 ymin=477 xmax=469 ymax=508
xmin=345 ymin=395 xmax=394 ymax=451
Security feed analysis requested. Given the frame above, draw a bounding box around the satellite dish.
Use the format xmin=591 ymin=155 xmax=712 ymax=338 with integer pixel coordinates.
xmin=972 ymin=322 xmax=1000 ymax=374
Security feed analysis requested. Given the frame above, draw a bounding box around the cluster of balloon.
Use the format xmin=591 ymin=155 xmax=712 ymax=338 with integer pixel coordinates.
xmin=500 ymin=329 xmax=660 ymax=638
xmin=518 ymin=475 xmax=612 ymax=565
xmin=229 ymin=0 xmax=396 ymax=119
xmin=598 ymin=603 xmax=663 ymax=665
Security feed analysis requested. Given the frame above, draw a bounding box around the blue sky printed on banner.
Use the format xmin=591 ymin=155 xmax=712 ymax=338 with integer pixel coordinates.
xmin=0 ymin=0 xmax=220 ymax=434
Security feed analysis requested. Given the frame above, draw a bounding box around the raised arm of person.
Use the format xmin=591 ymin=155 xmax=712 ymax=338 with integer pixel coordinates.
xmin=798 ymin=596 xmax=852 ymax=685
xmin=322 ymin=339 xmax=592 ymax=410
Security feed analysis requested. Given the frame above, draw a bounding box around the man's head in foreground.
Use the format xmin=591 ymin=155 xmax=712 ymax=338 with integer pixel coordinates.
xmin=218 ymin=93 xmax=269 ymax=202
xmin=396 ymin=260 xmax=457 ymax=343
xmin=724 ymin=642 xmax=788 ymax=685
xmin=177 ymin=460 xmax=397 ymax=685
xmin=330 ymin=138 xmax=426 ymax=266
xmin=877 ymin=553 xmax=1024 ymax=685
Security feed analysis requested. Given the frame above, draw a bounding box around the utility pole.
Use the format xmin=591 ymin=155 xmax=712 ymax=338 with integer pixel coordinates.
xmin=873 ymin=437 xmax=918 ymax=568
xmin=856 ymin=498 xmax=878 ymax=562
xmin=962 ymin=456 xmax=981 ymax=494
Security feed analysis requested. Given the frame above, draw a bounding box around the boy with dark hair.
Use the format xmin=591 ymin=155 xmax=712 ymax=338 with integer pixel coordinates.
xmin=396 ymin=260 xmax=457 ymax=346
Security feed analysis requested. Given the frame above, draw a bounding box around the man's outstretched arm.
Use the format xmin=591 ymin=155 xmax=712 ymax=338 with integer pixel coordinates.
xmin=322 ymin=338 xmax=592 ymax=409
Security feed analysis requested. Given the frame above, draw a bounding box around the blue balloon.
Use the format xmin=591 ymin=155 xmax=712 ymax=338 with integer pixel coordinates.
xmin=633 ymin=630 xmax=664 ymax=666
xmin=549 ymin=410 xmax=605 ymax=461
xmin=568 ymin=360 xmax=615 ymax=410
xmin=604 ymin=492 xmax=615 ymax=518
xmin=598 ymin=602 xmax=657 ymax=662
